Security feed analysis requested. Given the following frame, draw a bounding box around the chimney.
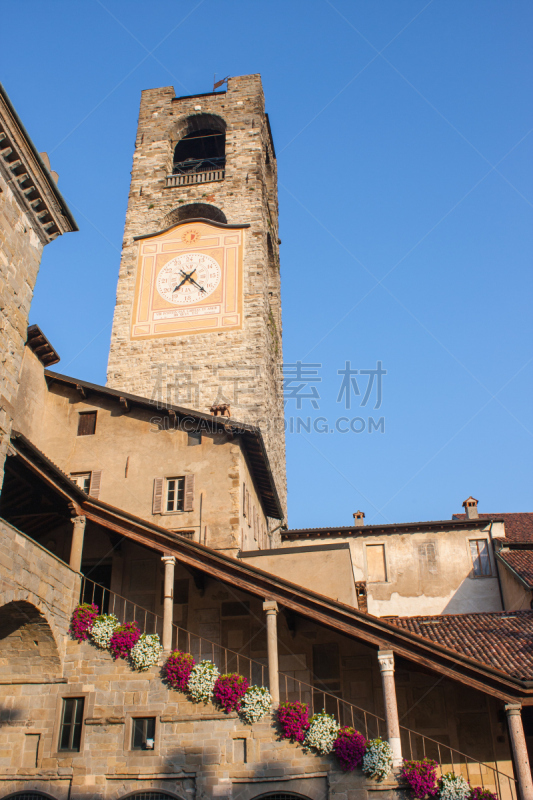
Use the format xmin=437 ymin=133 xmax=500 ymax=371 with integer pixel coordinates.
xmin=353 ymin=511 xmax=365 ymax=527
xmin=462 ymin=496 xmax=479 ymax=520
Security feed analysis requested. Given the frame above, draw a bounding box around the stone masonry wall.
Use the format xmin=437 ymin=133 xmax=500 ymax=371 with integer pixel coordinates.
xmin=0 ymin=168 xmax=43 ymax=486
xmin=0 ymin=634 xmax=385 ymax=800
xmin=106 ymin=75 xmax=287 ymax=518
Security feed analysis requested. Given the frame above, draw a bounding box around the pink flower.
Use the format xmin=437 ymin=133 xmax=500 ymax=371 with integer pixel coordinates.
xmin=399 ymin=759 xmax=439 ymax=799
xmin=213 ymin=673 xmax=249 ymax=713
xmin=109 ymin=622 xmax=141 ymax=660
xmin=163 ymin=650 xmax=195 ymax=690
xmin=277 ymin=702 xmax=310 ymax=743
xmin=70 ymin=603 xmax=99 ymax=642
xmin=333 ymin=727 xmax=367 ymax=771
xmin=470 ymin=789 xmax=498 ymax=800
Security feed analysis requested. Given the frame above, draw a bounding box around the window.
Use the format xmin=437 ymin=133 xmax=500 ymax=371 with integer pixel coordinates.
xmin=366 ymin=544 xmax=387 ymax=582
xmin=153 ymin=475 xmax=194 ymax=514
xmin=188 ymin=431 xmax=201 ymax=446
xmin=418 ymin=542 xmax=438 ymax=574
xmin=470 ymin=539 xmax=491 ymax=576
xmin=132 ymin=717 xmax=156 ymax=750
xmin=313 ymin=642 xmax=341 ymax=693
xmin=77 ymin=411 xmax=97 ymax=436
xmin=70 ymin=472 xmax=91 ymax=494
xmin=59 ymin=697 xmax=84 ymax=751
xmin=166 ymin=477 xmax=185 ymax=512
xmin=242 ymin=482 xmax=246 ymax=517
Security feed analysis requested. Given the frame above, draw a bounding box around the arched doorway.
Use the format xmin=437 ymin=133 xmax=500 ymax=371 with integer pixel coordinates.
xmin=3 ymin=792 xmax=58 ymax=800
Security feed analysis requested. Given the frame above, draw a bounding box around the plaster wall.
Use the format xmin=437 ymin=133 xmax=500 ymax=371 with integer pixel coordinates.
xmin=239 ymin=544 xmax=357 ymax=607
xmin=106 ymin=75 xmax=287 ymax=516
xmin=282 ymin=528 xmax=502 ymax=616
xmin=497 ymin=560 xmax=532 ymax=611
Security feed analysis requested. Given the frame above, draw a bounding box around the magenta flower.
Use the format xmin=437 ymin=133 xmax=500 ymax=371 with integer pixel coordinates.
xmin=399 ymin=759 xmax=439 ymax=799
xmin=470 ymin=789 xmax=498 ymax=800
xmin=277 ymin=701 xmax=310 ymax=743
xmin=109 ymin=621 xmax=141 ymax=660
xmin=213 ymin=673 xmax=249 ymax=713
xmin=70 ymin=603 xmax=99 ymax=642
xmin=333 ymin=727 xmax=367 ymax=771
xmin=163 ymin=650 xmax=196 ymax=690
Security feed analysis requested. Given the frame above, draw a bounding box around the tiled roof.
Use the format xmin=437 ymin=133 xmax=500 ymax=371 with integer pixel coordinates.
xmin=498 ymin=550 xmax=533 ymax=588
xmin=390 ymin=610 xmax=533 ymax=680
xmin=452 ymin=513 xmax=533 ymax=542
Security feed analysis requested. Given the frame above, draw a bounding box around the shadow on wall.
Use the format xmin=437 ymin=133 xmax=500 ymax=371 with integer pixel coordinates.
xmin=441 ymin=576 xmax=503 ymax=614
xmin=0 ymin=599 xmax=61 ymax=680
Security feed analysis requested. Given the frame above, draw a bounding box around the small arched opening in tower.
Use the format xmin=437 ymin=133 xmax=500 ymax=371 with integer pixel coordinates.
xmin=164 ymin=203 xmax=227 ymax=227
xmin=173 ymin=114 xmax=226 ymax=175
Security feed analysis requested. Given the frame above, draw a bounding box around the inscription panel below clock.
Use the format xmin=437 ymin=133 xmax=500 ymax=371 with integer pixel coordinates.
xmin=130 ymin=220 xmax=246 ymax=340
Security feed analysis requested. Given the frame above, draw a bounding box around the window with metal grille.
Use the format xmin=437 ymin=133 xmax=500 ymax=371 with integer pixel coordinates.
xmin=70 ymin=472 xmax=91 ymax=494
xmin=166 ymin=477 xmax=185 ymax=512
xmin=3 ymin=794 xmax=55 ymax=800
xmin=59 ymin=697 xmax=84 ymax=751
xmin=132 ymin=717 xmax=156 ymax=750
xmin=469 ymin=539 xmax=492 ymax=576
xmin=121 ymin=794 xmax=180 ymax=800
xmin=253 ymin=794 xmax=311 ymax=800
xmin=77 ymin=411 xmax=97 ymax=436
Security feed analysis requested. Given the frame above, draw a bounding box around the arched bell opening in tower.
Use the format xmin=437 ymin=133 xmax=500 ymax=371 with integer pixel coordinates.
xmin=173 ymin=113 xmax=226 ymax=176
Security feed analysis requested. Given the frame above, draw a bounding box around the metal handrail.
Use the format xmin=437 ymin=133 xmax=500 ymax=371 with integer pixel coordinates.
xmin=173 ymin=156 xmax=226 ymax=175
xmin=78 ymin=576 xmax=518 ymax=798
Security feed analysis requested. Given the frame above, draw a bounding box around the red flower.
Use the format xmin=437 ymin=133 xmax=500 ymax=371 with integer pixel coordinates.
xmin=70 ymin=603 xmax=99 ymax=642
xmin=163 ymin=650 xmax=196 ymax=690
xmin=213 ymin=673 xmax=249 ymax=713
xmin=333 ymin=727 xmax=367 ymax=771
xmin=277 ymin=702 xmax=310 ymax=743
xmin=109 ymin=622 xmax=141 ymax=660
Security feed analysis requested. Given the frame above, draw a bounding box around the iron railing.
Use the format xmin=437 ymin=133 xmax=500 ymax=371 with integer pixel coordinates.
xmin=78 ymin=576 xmax=518 ymax=799
xmin=173 ymin=156 xmax=225 ymax=175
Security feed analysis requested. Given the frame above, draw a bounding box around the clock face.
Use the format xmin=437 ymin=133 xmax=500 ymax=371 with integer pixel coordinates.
xmin=156 ymin=252 xmax=221 ymax=305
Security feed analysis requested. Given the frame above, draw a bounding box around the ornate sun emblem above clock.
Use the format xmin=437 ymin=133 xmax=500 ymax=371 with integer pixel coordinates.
xmin=181 ymin=228 xmax=201 ymax=245
xmin=156 ymin=252 xmax=221 ymax=305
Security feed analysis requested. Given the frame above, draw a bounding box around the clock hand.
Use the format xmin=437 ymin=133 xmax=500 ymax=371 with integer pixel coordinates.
xmin=187 ymin=276 xmax=207 ymax=293
xmin=172 ymin=275 xmax=189 ymax=292
xmin=173 ymin=269 xmax=195 ymax=292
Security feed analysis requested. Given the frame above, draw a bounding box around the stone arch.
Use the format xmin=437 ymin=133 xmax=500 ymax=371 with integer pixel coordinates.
xmin=252 ymin=794 xmax=313 ymax=800
xmin=162 ymin=204 xmax=227 ymax=228
xmin=3 ymin=792 xmax=58 ymax=800
xmin=172 ymin=112 xmax=226 ymax=144
xmin=172 ymin=113 xmax=226 ymax=176
xmin=0 ymin=600 xmax=61 ymax=679
xmin=119 ymin=793 xmax=186 ymax=800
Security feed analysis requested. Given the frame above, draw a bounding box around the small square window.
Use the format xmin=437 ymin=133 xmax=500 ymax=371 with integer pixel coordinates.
xmin=188 ymin=431 xmax=202 ymax=446
xmin=132 ymin=717 xmax=156 ymax=750
xmin=59 ymin=697 xmax=84 ymax=752
xmin=70 ymin=472 xmax=91 ymax=494
xmin=166 ymin=477 xmax=185 ymax=512
xmin=470 ymin=539 xmax=492 ymax=576
xmin=366 ymin=544 xmax=387 ymax=582
xmin=77 ymin=411 xmax=97 ymax=436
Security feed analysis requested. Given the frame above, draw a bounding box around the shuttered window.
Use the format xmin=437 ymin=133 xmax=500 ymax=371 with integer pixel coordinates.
xmin=70 ymin=472 xmax=91 ymax=494
xmin=366 ymin=544 xmax=387 ymax=582
xmin=77 ymin=412 xmax=97 ymax=436
xmin=89 ymin=470 xmax=102 ymax=499
xmin=153 ymin=475 xmax=194 ymax=513
xmin=469 ymin=539 xmax=491 ymax=576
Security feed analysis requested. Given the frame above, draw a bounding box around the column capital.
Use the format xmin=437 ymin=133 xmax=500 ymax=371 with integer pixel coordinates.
xmin=505 ymin=703 xmax=523 ymax=715
xmin=377 ymin=649 xmax=395 ymax=674
xmin=161 ymin=555 xmax=176 ymax=566
xmin=263 ymin=600 xmax=278 ymax=614
xmin=71 ymin=515 xmax=86 ymax=526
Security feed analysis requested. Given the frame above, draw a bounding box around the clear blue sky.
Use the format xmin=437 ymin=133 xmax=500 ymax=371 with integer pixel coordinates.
xmin=3 ymin=1 xmax=532 ymax=527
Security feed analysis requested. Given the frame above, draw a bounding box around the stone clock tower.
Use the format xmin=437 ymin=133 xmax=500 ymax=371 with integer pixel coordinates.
xmin=107 ymin=74 xmax=286 ymax=514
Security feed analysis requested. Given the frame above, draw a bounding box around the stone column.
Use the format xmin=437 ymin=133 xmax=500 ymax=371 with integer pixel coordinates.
xmin=161 ymin=555 xmax=176 ymax=651
xmin=505 ymin=703 xmax=533 ymax=800
xmin=69 ymin=516 xmax=86 ymax=572
xmin=377 ymin=649 xmax=402 ymax=766
xmin=263 ymin=600 xmax=280 ymax=706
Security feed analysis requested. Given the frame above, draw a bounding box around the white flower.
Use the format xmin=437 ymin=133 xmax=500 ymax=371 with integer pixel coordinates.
xmin=187 ymin=659 xmax=219 ymax=703
xmin=130 ymin=633 xmax=163 ymax=671
xmin=90 ymin=614 xmax=119 ymax=649
xmin=239 ymin=686 xmax=272 ymax=723
xmin=304 ymin=711 xmax=339 ymax=754
xmin=439 ymin=773 xmax=470 ymax=800
xmin=362 ymin=738 xmax=393 ymax=781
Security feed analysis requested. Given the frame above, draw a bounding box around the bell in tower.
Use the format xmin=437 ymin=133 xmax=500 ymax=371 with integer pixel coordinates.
xmin=107 ymin=74 xmax=286 ymax=514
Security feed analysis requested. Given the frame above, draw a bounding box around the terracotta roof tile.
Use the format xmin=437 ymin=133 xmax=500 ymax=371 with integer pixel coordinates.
xmin=390 ymin=610 xmax=533 ymax=680
xmin=452 ymin=513 xmax=533 ymax=543
xmin=498 ymin=550 xmax=533 ymax=589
